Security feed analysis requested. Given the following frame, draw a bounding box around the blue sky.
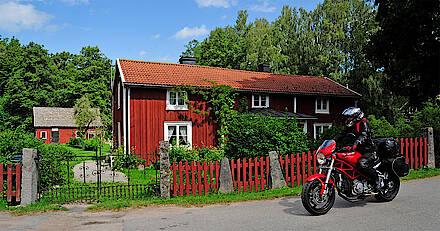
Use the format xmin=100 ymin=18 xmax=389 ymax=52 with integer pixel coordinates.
xmin=0 ymin=0 xmax=322 ymax=64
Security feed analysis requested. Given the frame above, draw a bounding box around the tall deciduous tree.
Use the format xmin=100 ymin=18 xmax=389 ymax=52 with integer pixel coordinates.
xmin=368 ymin=0 xmax=440 ymax=107
xmin=73 ymin=95 xmax=100 ymax=137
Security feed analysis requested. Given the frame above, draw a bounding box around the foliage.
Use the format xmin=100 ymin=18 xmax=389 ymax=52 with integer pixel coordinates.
xmin=0 ymin=129 xmax=43 ymax=163
xmin=309 ymin=125 xmax=343 ymax=150
xmin=112 ymin=154 xmax=144 ymax=171
xmin=176 ymin=80 xmax=237 ymax=145
xmin=82 ymin=138 xmax=99 ymax=151
xmin=0 ymin=200 xmax=68 ymax=216
xmin=368 ymin=0 xmax=440 ymax=106
xmin=169 ymin=145 xmax=225 ymax=163
xmin=37 ymin=144 xmax=71 ymax=189
xmin=73 ymin=95 xmax=101 ymax=137
xmin=67 ymin=137 xmax=82 ymax=147
xmin=0 ymin=37 xmax=112 ymax=133
xmin=225 ymin=113 xmax=309 ymax=159
xmin=367 ymin=115 xmax=401 ymax=138
xmin=410 ymin=101 xmax=440 ymax=135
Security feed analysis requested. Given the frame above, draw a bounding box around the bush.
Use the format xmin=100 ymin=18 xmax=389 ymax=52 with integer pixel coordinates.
xmin=112 ymin=154 xmax=144 ymax=171
xmin=367 ymin=115 xmax=401 ymax=138
xmin=224 ymin=113 xmax=309 ymax=159
xmin=37 ymin=144 xmax=71 ymax=189
xmin=82 ymin=138 xmax=99 ymax=151
xmin=0 ymin=129 xmax=43 ymax=163
xmin=67 ymin=137 xmax=82 ymax=147
xmin=169 ymin=145 xmax=224 ymax=163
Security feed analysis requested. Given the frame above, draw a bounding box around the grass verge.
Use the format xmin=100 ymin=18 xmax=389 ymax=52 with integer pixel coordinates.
xmin=0 ymin=200 xmax=68 ymax=216
xmin=86 ymin=186 xmax=303 ymax=212
xmin=401 ymin=167 xmax=440 ymax=181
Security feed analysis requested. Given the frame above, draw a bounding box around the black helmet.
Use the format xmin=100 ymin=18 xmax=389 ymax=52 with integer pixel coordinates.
xmin=342 ymin=107 xmax=364 ymax=127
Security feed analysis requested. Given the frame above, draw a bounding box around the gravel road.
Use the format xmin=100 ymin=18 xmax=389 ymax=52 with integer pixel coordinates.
xmin=1 ymin=176 xmax=439 ymax=231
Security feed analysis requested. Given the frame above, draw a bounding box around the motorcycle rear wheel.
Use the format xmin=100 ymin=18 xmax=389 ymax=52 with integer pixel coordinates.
xmin=375 ymin=173 xmax=400 ymax=202
xmin=301 ymin=179 xmax=335 ymax=215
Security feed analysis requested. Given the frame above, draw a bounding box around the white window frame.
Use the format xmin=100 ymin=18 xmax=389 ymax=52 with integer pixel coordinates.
xmin=164 ymin=121 xmax=192 ymax=146
xmin=313 ymin=123 xmax=332 ymax=139
xmin=251 ymin=95 xmax=269 ymax=108
xmin=315 ymin=98 xmax=330 ymax=114
xmin=117 ymin=82 xmax=121 ymax=109
xmin=74 ymin=131 xmax=80 ymax=138
xmin=40 ymin=131 xmax=47 ymax=140
xmin=297 ymin=120 xmax=307 ymax=133
xmin=166 ymin=90 xmax=188 ymax=110
xmin=87 ymin=131 xmax=96 ymax=140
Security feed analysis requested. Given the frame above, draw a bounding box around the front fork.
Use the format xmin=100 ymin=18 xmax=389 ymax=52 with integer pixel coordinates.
xmin=321 ymin=156 xmax=335 ymax=195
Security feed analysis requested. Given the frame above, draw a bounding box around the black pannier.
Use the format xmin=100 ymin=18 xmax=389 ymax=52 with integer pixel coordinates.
xmin=373 ymin=137 xmax=399 ymax=158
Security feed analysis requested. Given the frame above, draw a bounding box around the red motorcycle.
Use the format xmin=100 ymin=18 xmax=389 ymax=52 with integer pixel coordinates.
xmin=301 ymin=139 xmax=409 ymax=215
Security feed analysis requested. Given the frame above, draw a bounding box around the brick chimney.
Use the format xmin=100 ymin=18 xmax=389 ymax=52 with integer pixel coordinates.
xmin=258 ymin=63 xmax=271 ymax=73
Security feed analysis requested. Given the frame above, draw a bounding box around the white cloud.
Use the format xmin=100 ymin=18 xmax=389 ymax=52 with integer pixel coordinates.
xmin=158 ymin=56 xmax=171 ymax=62
xmin=61 ymin=0 xmax=89 ymax=5
xmin=173 ymin=25 xmax=209 ymax=39
xmin=250 ymin=1 xmax=276 ymax=13
xmin=151 ymin=33 xmax=160 ymax=39
xmin=139 ymin=50 xmax=147 ymax=56
xmin=0 ymin=2 xmax=53 ymax=32
xmin=44 ymin=23 xmax=69 ymax=32
xmin=195 ymin=0 xmax=232 ymax=8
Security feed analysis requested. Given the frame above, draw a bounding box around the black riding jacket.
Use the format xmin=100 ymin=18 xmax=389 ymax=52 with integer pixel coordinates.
xmin=334 ymin=118 xmax=375 ymax=153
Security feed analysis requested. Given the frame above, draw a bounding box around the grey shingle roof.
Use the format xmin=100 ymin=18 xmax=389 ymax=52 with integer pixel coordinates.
xmin=33 ymin=107 xmax=102 ymax=128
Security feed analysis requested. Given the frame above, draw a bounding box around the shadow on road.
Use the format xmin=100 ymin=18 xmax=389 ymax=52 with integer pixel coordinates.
xmin=279 ymin=195 xmax=376 ymax=216
xmin=278 ymin=198 xmax=310 ymax=216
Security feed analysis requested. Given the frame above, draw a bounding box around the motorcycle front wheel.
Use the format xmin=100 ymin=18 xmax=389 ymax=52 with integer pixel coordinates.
xmin=301 ymin=179 xmax=335 ymax=215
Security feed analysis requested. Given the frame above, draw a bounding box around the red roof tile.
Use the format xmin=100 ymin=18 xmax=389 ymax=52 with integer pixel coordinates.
xmin=118 ymin=59 xmax=360 ymax=97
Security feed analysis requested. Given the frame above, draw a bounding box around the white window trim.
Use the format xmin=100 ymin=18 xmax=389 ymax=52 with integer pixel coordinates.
xmin=87 ymin=131 xmax=96 ymax=140
xmin=166 ymin=90 xmax=188 ymax=110
xmin=117 ymin=82 xmax=121 ymax=109
xmin=251 ymin=95 xmax=269 ymax=108
xmin=74 ymin=131 xmax=79 ymax=138
xmin=117 ymin=122 xmax=121 ymax=147
xmin=293 ymin=96 xmax=297 ymax=113
xmin=40 ymin=131 xmax=47 ymax=140
xmin=315 ymin=98 xmax=330 ymax=114
xmin=297 ymin=120 xmax=307 ymax=133
xmin=313 ymin=123 xmax=332 ymax=139
xmin=164 ymin=121 xmax=192 ymax=146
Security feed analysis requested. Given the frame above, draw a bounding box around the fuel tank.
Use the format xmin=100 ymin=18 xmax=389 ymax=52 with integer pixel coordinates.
xmin=336 ymin=151 xmax=362 ymax=166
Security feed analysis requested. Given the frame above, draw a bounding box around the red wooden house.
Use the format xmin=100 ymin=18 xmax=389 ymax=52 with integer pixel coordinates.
xmin=33 ymin=107 xmax=102 ymax=144
xmin=112 ymin=58 xmax=360 ymax=157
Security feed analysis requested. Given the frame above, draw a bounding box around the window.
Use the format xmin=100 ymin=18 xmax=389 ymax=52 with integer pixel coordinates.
xmin=117 ymin=82 xmax=121 ymax=109
xmin=252 ymin=95 xmax=269 ymax=108
xmin=297 ymin=121 xmax=307 ymax=133
xmin=40 ymin=131 xmax=47 ymax=140
xmin=166 ymin=90 xmax=188 ymax=110
xmin=315 ymin=98 xmax=329 ymax=114
xmin=87 ymin=131 xmax=96 ymax=140
xmin=314 ymin=123 xmax=332 ymax=139
xmin=164 ymin=122 xmax=192 ymax=146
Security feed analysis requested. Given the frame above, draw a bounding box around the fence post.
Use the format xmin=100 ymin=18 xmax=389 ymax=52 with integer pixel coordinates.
xmin=268 ymin=151 xmax=286 ymax=189
xmin=218 ymin=158 xmax=233 ymax=193
xmin=159 ymin=141 xmax=170 ymax=199
xmin=21 ymin=148 xmax=39 ymax=205
xmin=423 ymin=127 xmax=436 ymax=168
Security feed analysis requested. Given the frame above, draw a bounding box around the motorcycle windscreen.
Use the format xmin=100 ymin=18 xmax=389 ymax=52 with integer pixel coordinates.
xmin=318 ymin=140 xmax=336 ymax=156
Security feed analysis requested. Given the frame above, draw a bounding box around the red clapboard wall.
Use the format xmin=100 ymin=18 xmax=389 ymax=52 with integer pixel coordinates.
xmin=0 ymin=163 xmax=21 ymax=202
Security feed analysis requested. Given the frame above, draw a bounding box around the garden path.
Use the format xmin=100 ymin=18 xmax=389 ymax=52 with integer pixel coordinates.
xmin=72 ymin=160 xmax=128 ymax=183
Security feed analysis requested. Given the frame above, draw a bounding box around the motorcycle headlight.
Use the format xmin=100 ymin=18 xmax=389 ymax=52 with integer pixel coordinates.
xmin=317 ymin=152 xmax=326 ymax=165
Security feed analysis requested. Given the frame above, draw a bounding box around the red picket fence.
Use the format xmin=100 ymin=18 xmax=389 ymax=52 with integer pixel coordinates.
xmin=398 ymin=137 xmax=428 ymax=169
xmin=280 ymin=151 xmax=316 ymax=187
xmin=170 ymin=161 xmax=220 ymax=196
xmin=0 ymin=163 xmax=21 ymax=202
xmin=230 ymin=157 xmax=270 ymax=193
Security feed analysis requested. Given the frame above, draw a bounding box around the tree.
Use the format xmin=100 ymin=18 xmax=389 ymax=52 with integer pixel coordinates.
xmin=73 ymin=95 xmax=100 ymax=138
xmin=368 ymin=0 xmax=440 ymax=107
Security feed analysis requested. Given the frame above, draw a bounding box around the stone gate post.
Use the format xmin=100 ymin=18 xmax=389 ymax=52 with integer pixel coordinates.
xmin=159 ymin=141 xmax=170 ymax=199
xmin=423 ymin=127 xmax=436 ymax=168
xmin=21 ymin=148 xmax=39 ymax=205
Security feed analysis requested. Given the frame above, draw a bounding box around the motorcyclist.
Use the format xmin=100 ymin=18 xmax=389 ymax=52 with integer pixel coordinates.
xmin=334 ymin=107 xmax=383 ymax=191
